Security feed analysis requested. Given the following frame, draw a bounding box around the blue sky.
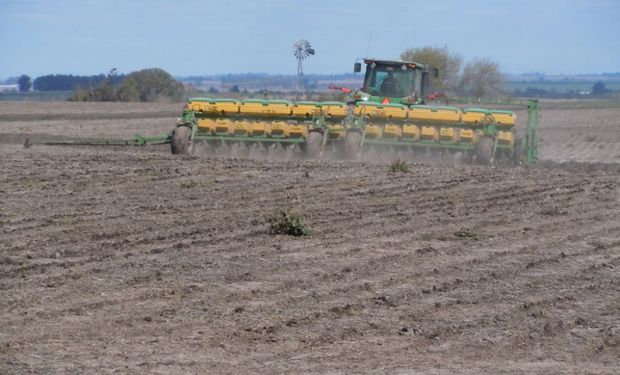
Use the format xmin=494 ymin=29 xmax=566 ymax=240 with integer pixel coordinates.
xmin=1 ymin=0 xmax=619 ymax=78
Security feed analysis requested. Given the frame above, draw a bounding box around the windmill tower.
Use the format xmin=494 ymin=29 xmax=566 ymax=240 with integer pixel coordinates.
xmin=292 ymin=39 xmax=315 ymax=100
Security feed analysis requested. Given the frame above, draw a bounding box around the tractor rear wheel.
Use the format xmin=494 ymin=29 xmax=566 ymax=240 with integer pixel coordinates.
xmin=304 ymin=131 xmax=323 ymax=159
xmin=171 ymin=125 xmax=192 ymax=155
xmin=475 ymin=135 xmax=495 ymax=165
xmin=343 ymin=131 xmax=362 ymax=160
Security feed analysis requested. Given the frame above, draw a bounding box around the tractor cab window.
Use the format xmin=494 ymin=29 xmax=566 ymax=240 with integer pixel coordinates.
xmin=363 ymin=65 xmax=416 ymax=98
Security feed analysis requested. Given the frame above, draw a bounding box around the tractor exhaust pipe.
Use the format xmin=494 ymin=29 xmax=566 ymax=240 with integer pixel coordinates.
xmin=421 ymin=68 xmax=429 ymax=105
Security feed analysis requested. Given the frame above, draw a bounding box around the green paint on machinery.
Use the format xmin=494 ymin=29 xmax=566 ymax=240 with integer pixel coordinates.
xmin=171 ymin=58 xmax=540 ymax=165
xmin=24 ymin=133 xmax=171 ymax=148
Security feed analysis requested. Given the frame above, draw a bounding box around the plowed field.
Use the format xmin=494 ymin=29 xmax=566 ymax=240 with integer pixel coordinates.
xmin=1 ymin=101 xmax=619 ymax=374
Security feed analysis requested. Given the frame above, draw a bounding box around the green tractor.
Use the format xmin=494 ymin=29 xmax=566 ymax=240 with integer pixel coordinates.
xmin=172 ymin=58 xmax=537 ymax=164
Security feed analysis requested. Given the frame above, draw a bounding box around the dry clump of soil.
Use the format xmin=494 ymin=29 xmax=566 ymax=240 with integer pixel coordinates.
xmin=0 ymin=101 xmax=619 ymax=374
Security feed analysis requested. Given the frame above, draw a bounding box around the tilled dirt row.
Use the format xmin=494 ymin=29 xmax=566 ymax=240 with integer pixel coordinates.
xmin=538 ymin=107 xmax=620 ymax=163
xmin=1 ymin=144 xmax=619 ymax=374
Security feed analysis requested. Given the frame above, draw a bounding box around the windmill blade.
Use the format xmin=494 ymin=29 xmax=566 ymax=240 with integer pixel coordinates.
xmin=293 ymin=40 xmax=304 ymax=57
xmin=293 ymin=39 xmax=314 ymax=60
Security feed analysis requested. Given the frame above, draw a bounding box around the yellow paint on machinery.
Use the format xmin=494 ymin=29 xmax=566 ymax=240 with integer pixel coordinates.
xmin=288 ymin=124 xmax=308 ymax=138
xmin=497 ymin=130 xmax=515 ymax=145
xmin=420 ymin=126 xmax=440 ymax=141
xmin=240 ymin=100 xmax=291 ymax=117
xmin=327 ymin=124 xmax=346 ymax=139
xmin=459 ymin=128 xmax=477 ymax=144
xmin=270 ymin=121 xmax=290 ymax=137
xmin=364 ymin=124 xmax=383 ymax=139
xmin=439 ymin=127 xmax=458 ymax=144
xmin=491 ymin=112 xmax=516 ymax=126
xmin=401 ymin=124 xmax=420 ymax=140
xmin=292 ymin=102 xmax=321 ymax=118
xmin=187 ymin=99 xmax=516 ymax=147
xmin=354 ymin=103 xmax=408 ymax=119
xmin=409 ymin=106 xmax=461 ymax=124
xmin=233 ymin=120 xmax=251 ymax=136
xmin=215 ymin=119 xmax=234 ymax=134
xmin=197 ymin=118 xmax=217 ymax=133
xmin=251 ymin=121 xmax=268 ymax=136
xmin=191 ymin=99 xmax=239 ymax=115
xmin=383 ymin=124 xmax=403 ymax=139
xmin=320 ymin=102 xmax=348 ymax=118
xmin=462 ymin=109 xmax=516 ymax=126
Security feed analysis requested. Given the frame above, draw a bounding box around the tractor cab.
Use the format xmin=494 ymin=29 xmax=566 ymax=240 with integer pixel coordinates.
xmin=353 ymin=59 xmax=431 ymax=105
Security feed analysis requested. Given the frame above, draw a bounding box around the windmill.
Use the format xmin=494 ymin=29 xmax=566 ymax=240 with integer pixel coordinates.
xmin=292 ymin=39 xmax=315 ymax=100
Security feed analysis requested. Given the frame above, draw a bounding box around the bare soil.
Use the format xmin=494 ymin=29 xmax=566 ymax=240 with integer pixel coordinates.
xmin=1 ymin=101 xmax=619 ymax=374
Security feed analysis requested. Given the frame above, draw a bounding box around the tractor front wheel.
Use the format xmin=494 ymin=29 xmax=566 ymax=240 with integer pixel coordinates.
xmin=171 ymin=125 xmax=193 ymax=155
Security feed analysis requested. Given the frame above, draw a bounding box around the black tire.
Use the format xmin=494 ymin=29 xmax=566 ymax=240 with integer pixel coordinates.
xmin=343 ymin=131 xmax=362 ymax=160
xmin=475 ymin=135 xmax=495 ymax=165
xmin=171 ymin=125 xmax=192 ymax=155
xmin=304 ymin=131 xmax=323 ymax=159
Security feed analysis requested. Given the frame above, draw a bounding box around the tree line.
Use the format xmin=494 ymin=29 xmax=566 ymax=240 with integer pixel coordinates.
xmin=5 ymin=69 xmax=185 ymax=103
xmin=8 ymin=73 xmax=115 ymax=92
xmin=511 ymin=81 xmax=614 ymax=99
xmin=32 ymin=73 xmax=124 ymax=92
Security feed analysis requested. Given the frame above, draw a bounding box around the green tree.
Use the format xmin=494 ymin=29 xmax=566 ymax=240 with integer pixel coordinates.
xmin=458 ymin=58 xmax=504 ymax=98
xmin=117 ymin=68 xmax=184 ymax=102
xmin=116 ymin=77 xmax=140 ymax=101
xmin=17 ymin=74 xmax=31 ymax=92
xmin=400 ymin=46 xmax=462 ymax=94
